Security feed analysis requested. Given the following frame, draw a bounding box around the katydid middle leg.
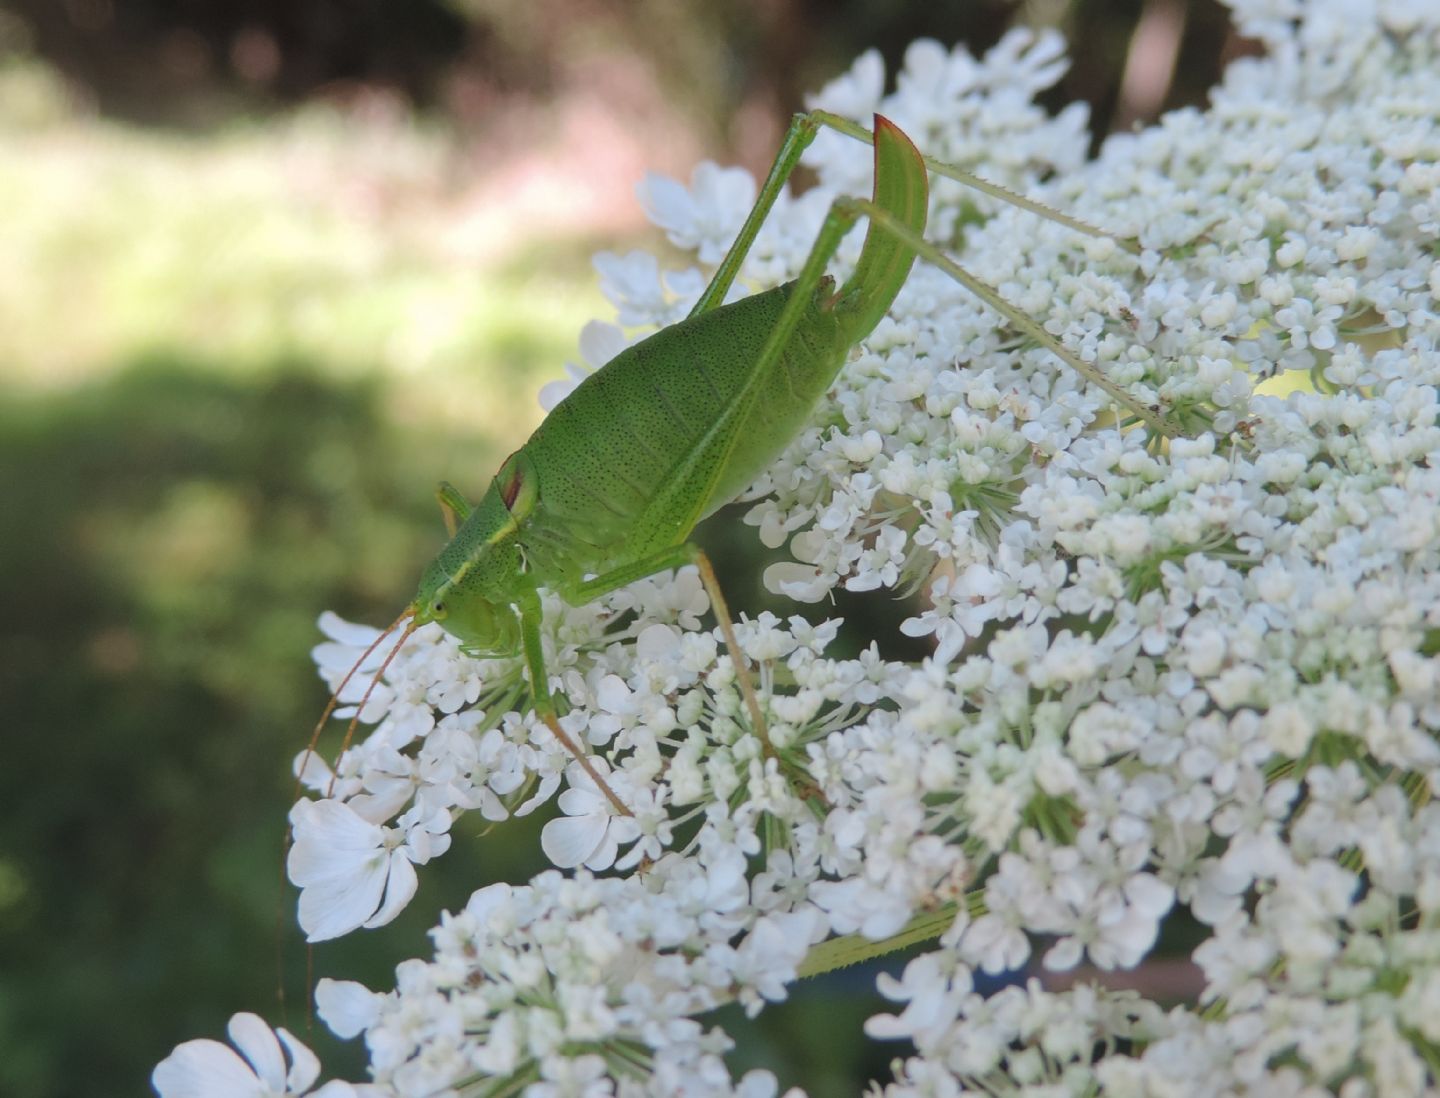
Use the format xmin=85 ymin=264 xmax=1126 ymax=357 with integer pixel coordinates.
xmin=561 ymin=544 xmax=773 ymax=756
xmin=515 ymin=543 xmax=774 ymax=819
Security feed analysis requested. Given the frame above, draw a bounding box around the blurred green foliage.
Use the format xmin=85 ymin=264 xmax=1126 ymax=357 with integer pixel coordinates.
xmin=0 ymin=60 xmax=609 ymax=1095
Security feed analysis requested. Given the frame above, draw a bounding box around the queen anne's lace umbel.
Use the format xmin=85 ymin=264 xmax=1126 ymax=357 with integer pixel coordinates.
xmin=158 ymin=1 xmax=1440 ymax=1093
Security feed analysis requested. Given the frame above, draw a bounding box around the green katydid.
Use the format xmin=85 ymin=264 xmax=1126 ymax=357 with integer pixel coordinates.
xmin=307 ymin=112 xmax=1173 ymax=815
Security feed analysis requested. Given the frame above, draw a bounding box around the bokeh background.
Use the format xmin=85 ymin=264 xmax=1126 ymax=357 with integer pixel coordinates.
xmin=0 ymin=1 xmax=1245 ymax=1093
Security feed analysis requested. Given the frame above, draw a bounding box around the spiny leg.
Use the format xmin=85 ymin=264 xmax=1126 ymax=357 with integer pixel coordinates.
xmin=807 ymin=110 xmax=1139 ymax=255
xmin=689 ymin=110 xmax=1167 ymax=432
xmin=801 ymin=113 xmax=1170 ymax=435
xmin=563 ymin=545 xmax=773 ymax=759
xmin=846 ymin=197 xmax=1175 ymax=439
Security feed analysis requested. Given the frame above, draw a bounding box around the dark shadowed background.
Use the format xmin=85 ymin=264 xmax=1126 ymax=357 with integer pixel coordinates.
xmin=0 ymin=2 xmax=1242 ymax=1093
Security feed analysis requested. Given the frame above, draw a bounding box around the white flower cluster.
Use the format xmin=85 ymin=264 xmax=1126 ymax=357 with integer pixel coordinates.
xmin=314 ymin=856 xmax=821 ymax=1098
xmin=158 ymin=0 xmax=1440 ymax=1093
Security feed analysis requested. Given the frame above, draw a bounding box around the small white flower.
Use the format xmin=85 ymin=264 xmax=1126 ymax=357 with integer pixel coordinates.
xmin=152 ymin=1012 xmax=362 ymax=1098
xmin=287 ymin=798 xmax=450 ymax=941
xmin=638 ymin=162 xmax=758 ymax=265
xmin=540 ymin=762 xmax=640 ymax=869
xmin=315 ymin=979 xmax=383 ymax=1041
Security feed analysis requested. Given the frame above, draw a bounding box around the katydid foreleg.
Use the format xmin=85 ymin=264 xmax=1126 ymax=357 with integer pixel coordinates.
xmin=513 ymin=587 xmax=633 ymax=816
xmin=511 ymin=542 xmax=768 ymax=816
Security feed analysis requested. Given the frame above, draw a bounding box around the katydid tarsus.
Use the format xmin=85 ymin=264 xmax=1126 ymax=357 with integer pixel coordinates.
xmin=304 ymin=111 xmax=1173 ymax=817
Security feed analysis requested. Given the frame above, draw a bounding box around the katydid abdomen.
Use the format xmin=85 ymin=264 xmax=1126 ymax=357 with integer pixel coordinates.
xmin=515 ymin=280 xmax=850 ymax=587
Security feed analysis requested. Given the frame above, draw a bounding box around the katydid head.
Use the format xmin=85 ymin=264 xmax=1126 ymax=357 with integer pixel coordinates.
xmin=410 ymin=447 xmax=536 ymax=656
xmin=412 ymin=559 xmax=520 ymax=656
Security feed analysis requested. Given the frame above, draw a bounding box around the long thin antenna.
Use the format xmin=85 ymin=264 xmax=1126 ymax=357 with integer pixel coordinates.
xmin=294 ymin=606 xmax=415 ymax=799
xmin=324 ymin=616 xmax=419 ymax=796
xmin=277 ymin=605 xmax=415 ymax=1023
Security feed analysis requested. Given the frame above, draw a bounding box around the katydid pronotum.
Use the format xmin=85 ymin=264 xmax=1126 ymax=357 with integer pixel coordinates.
xmin=305 ymin=112 xmax=1173 ymax=816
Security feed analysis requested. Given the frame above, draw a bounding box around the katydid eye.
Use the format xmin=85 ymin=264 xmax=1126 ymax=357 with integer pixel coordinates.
xmin=432 ymin=601 xmax=447 ymax=617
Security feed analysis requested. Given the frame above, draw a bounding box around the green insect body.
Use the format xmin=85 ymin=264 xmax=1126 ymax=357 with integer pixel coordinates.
xmin=314 ymin=111 xmax=1167 ymax=812
xmin=322 ymin=116 xmax=926 ymax=809
xmin=416 ymin=282 xmax=850 ymax=646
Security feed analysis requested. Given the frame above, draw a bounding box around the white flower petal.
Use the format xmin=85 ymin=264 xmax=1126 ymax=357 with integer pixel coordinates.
xmin=541 ymin=814 xmax=606 ymax=869
xmin=363 ymin=850 xmax=418 ymax=930
xmin=316 ymin=979 xmax=383 ymax=1040
xmin=227 ymin=1012 xmax=287 ymax=1090
xmin=152 ymin=1039 xmax=266 ymax=1098
xmin=275 ymin=1028 xmax=322 ymax=1094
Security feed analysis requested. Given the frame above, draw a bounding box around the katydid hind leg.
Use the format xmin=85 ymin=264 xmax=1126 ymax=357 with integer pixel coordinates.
xmin=561 ymin=543 xmax=773 ymax=757
xmin=847 ymin=197 xmax=1173 ymax=438
xmin=686 ymin=113 xmax=823 ymax=320
xmin=811 ymin=115 xmax=1168 ymax=433
xmin=808 ymin=109 xmax=1134 ymax=254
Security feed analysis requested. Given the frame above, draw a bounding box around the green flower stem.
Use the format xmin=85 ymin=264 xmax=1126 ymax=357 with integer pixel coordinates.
xmin=797 ymin=904 xmax=961 ymax=979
